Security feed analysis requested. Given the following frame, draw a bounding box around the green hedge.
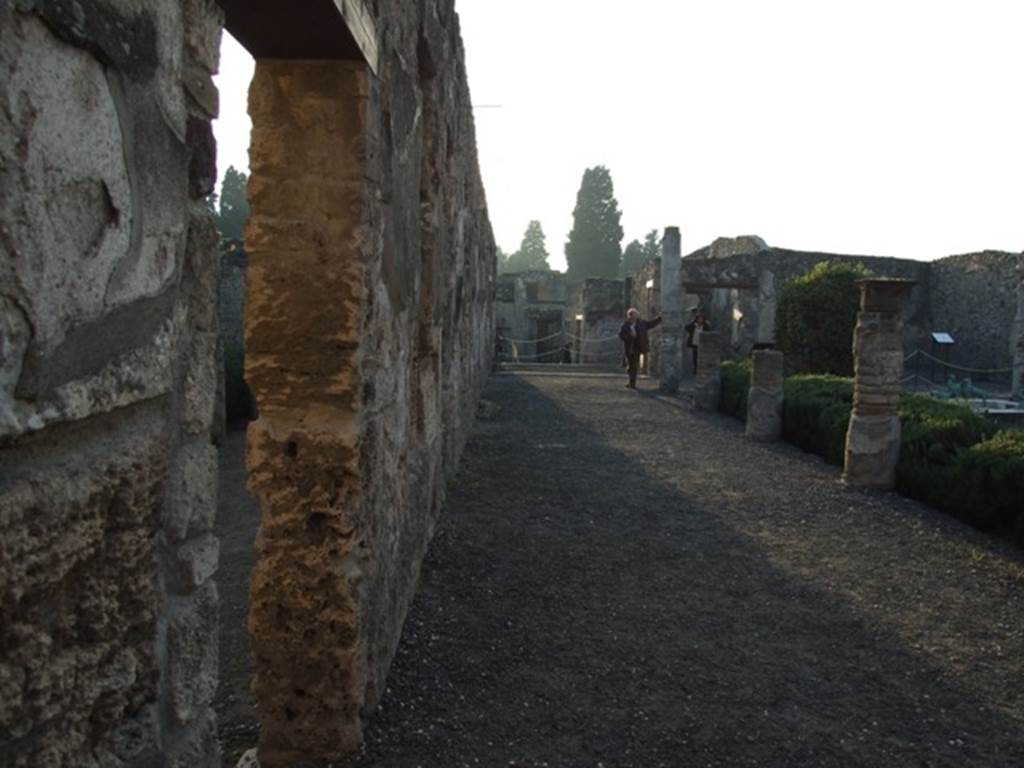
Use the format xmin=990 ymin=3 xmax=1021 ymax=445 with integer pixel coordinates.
xmin=782 ymin=375 xmax=854 ymax=465
xmin=894 ymin=394 xmax=996 ymax=513
xmin=719 ymin=359 xmax=752 ymax=420
xmin=719 ymin=366 xmax=1022 ymax=546
xmin=948 ymin=430 xmax=1024 ymax=544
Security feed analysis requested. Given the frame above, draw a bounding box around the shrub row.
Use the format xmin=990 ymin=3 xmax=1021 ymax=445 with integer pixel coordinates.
xmin=718 ymin=362 xmax=1023 ymax=546
xmin=719 ymin=359 xmax=752 ymax=421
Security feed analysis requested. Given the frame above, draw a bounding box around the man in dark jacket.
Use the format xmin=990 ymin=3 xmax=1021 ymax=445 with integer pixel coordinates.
xmin=685 ymin=310 xmax=711 ymax=373
xmin=619 ymin=308 xmax=662 ymax=389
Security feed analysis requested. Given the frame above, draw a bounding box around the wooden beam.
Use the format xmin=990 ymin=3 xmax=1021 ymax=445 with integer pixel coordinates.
xmin=218 ymin=0 xmax=377 ymax=73
xmin=334 ymin=0 xmax=378 ymax=74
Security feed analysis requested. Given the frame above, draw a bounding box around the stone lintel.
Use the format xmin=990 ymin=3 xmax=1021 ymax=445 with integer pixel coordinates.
xmin=218 ymin=0 xmax=378 ymax=73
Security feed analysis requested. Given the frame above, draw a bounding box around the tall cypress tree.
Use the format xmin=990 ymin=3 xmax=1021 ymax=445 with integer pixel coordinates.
xmin=564 ymin=166 xmax=623 ymax=281
xmin=507 ymin=220 xmax=551 ymax=272
xmin=217 ymin=165 xmax=250 ymax=241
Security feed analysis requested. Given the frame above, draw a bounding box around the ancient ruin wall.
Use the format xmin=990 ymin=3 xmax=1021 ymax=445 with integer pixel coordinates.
xmin=682 ymin=247 xmax=932 ymax=358
xmin=630 ymin=259 xmax=661 ymax=375
xmin=571 ymin=279 xmax=625 ymax=365
xmin=243 ymin=2 xmax=495 ymax=763
xmin=0 ymin=1 xmax=224 ymax=765
xmin=929 ymin=251 xmax=1023 ymax=373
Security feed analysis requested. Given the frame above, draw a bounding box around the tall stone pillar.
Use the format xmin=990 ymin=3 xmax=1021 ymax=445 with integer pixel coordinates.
xmin=746 ymin=350 xmax=784 ymax=441
xmin=1012 ymin=276 xmax=1024 ymax=400
xmin=659 ymin=227 xmax=684 ymax=393
xmin=843 ymin=279 xmax=916 ymax=488
xmin=246 ymin=60 xmax=370 ymax=766
xmin=693 ymin=331 xmax=723 ymax=410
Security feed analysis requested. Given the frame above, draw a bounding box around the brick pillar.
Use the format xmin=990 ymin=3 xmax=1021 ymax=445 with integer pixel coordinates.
xmin=843 ymin=279 xmax=916 ymax=488
xmin=693 ymin=331 xmax=723 ymax=411
xmin=659 ymin=227 xmax=684 ymax=393
xmin=746 ymin=349 xmax=784 ymax=441
xmin=1013 ymin=276 xmax=1024 ymax=400
xmin=245 ymin=60 xmax=370 ymax=766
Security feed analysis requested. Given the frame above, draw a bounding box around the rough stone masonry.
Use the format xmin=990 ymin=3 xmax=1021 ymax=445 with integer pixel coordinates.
xmin=241 ymin=2 xmax=495 ymax=766
xmin=1 ymin=1 xmax=225 ymax=765
xmin=0 ymin=0 xmax=495 ymax=766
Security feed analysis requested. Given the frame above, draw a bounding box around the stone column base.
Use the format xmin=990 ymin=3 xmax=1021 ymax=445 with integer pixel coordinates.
xmin=746 ymin=387 xmax=783 ymax=441
xmin=842 ymin=414 xmax=901 ymax=488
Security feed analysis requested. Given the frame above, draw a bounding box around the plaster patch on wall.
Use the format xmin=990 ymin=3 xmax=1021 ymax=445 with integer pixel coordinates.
xmin=0 ymin=15 xmax=133 ymax=354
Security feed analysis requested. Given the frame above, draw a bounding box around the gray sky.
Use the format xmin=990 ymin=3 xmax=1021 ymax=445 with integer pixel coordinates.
xmin=214 ymin=0 xmax=1023 ymax=271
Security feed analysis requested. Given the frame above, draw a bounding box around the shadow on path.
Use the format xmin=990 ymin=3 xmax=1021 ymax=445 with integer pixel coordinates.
xmin=345 ymin=371 xmax=1024 ymax=768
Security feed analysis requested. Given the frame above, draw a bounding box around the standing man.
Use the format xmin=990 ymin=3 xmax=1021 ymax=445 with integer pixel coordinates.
xmin=619 ymin=308 xmax=662 ymax=389
xmin=685 ymin=310 xmax=711 ymax=374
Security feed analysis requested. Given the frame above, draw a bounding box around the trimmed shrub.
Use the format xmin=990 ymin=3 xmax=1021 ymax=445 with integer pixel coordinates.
xmin=948 ymin=430 xmax=1024 ymax=542
xmin=895 ymin=394 xmax=996 ymax=510
xmin=781 ymin=375 xmax=853 ymax=465
xmin=720 ymin=358 xmax=752 ymax=421
xmin=772 ymin=375 xmax=1019 ymax=546
xmin=775 ymin=261 xmax=871 ymax=376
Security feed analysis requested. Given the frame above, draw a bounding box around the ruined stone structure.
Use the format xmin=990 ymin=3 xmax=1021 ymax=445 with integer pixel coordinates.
xmin=630 ymin=259 xmax=662 ymax=376
xmin=494 ymin=272 xmax=630 ymax=366
xmin=679 ymin=240 xmax=931 ymax=358
xmin=929 ymin=251 xmax=1024 ymax=374
xmin=659 ymin=228 xmax=685 ymax=393
xmin=693 ymin=332 xmax=724 ymax=411
xmin=746 ymin=350 xmax=784 ymax=441
xmin=495 ymin=271 xmax=570 ymax=361
xmin=843 ymin=280 xmax=916 ymax=488
xmin=1 ymin=1 xmax=495 ymax=766
xmin=1 ymin=2 xmax=226 ymax=765
xmin=674 ymin=238 xmax=1023 ymax=378
xmin=570 ymin=278 xmax=626 ymax=364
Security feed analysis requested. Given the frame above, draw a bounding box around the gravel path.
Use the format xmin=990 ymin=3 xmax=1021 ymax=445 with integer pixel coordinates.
xmin=344 ymin=370 xmax=1024 ymax=768
xmin=215 ymin=370 xmax=1024 ymax=767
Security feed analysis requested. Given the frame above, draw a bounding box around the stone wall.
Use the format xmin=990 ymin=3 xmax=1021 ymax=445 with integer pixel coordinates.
xmin=571 ymin=278 xmax=625 ymax=365
xmin=678 ymin=238 xmax=1024 ymax=373
xmin=0 ymin=1 xmax=224 ymax=765
xmin=681 ymin=243 xmax=933 ymax=359
xmin=929 ymin=251 xmax=1024 ymax=373
xmin=242 ymin=2 xmax=496 ymax=763
xmin=630 ymin=259 xmax=661 ymax=375
xmin=495 ymin=271 xmax=570 ymax=361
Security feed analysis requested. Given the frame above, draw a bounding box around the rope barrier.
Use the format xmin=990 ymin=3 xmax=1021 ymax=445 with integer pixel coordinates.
xmin=564 ymin=333 xmax=621 ymax=344
xmin=497 ymin=332 xmax=623 ymax=346
xmin=903 ymin=348 xmax=1021 ymax=375
xmin=497 ymin=330 xmax=565 ymax=345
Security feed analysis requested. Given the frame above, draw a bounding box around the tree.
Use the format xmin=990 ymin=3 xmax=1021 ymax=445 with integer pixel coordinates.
xmin=564 ymin=166 xmax=623 ymax=281
xmin=640 ymin=229 xmax=661 ymax=263
xmin=217 ymin=166 xmax=250 ymax=241
xmin=775 ymin=261 xmax=872 ymax=376
xmin=622 ymin=229 xmax=662 ymax=277
xmin=495 ymin=245 xmax=511 ymax=274
xmin=621 ymin=240 xmax=645 ymax=277
xmin=506 ymin=220 xmax=551 ymax=272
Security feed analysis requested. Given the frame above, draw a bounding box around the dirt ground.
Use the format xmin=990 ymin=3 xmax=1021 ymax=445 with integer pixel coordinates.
xmin=213 ymin=427 xmax=260 ymax=765
xmin=216 ymin=370 xmax=1024 ymax=767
